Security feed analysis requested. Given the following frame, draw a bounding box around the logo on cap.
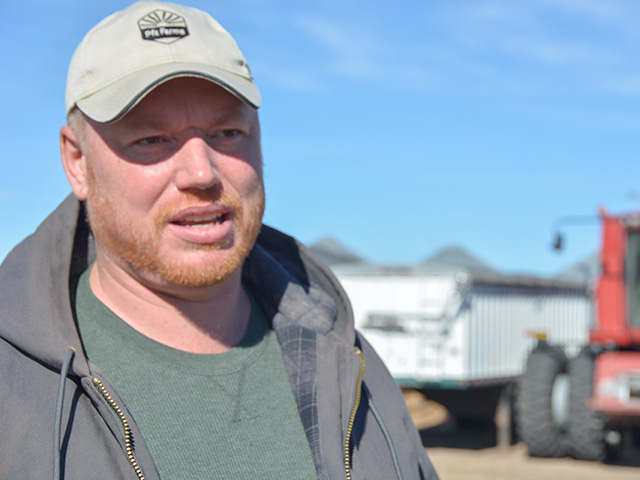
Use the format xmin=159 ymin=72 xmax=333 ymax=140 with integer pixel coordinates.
xmin=138 ymin=9 xmax=189 ymax=44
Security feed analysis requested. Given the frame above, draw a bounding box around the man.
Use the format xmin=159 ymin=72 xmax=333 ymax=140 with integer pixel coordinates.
xmin=0 ymin=2 xmax=438 ymax=479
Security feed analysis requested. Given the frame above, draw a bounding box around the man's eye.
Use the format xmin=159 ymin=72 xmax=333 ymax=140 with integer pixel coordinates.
xmin=138 ymin=136 xmax=164 ymax=145
xmin=219 ymin=129 xmax=241 ymax=138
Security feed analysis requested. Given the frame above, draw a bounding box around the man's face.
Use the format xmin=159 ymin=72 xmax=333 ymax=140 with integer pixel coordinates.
xmin=76 ymin=78 xmax=265 ymax=295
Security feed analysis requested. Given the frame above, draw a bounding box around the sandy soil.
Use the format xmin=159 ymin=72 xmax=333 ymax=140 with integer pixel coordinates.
xmin=427 ymin=445 xmax=640 ymax=480
xmin=403 ymin=389 xmax=640 ymax=480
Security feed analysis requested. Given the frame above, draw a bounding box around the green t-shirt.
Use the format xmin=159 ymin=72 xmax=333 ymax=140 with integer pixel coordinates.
xmin=74 ymin=269 xmax=317 ymax=479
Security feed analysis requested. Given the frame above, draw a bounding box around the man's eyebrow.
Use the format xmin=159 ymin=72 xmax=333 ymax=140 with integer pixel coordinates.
xmin=130 ymin=110 xmax=250 ymax=130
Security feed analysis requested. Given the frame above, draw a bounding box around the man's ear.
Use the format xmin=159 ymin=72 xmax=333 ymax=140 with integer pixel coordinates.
xmin=60 ymin=125 xmax=88 ymax=201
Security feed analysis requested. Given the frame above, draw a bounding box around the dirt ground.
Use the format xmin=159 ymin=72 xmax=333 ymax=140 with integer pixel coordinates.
xmin=403 ymin=389 xmax=640 ymax=480
xmin=427 ymin=445 xmax=640 ymax=480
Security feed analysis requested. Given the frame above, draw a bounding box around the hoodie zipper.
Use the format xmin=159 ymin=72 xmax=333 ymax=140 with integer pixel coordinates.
xmin=344 ymin=347 xmax=365 ymax=480
xmin=93 ymin=378 xmax=145 ymax=480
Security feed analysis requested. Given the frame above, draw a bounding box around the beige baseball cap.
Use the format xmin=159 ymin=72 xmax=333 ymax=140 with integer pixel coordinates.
xmin=65 ymin=1 xmax=261 ymax=123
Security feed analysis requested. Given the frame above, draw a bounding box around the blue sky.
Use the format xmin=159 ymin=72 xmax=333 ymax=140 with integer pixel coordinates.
xmin=2 ymin=0 xmax=640 ymax=276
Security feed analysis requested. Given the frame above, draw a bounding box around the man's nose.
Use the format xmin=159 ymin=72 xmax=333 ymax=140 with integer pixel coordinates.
xmin=173 ymin=137 xmax=221 ymax=190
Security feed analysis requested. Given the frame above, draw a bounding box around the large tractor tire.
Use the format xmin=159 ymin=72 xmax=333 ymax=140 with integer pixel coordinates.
xmin=566 ymin=347 xmax=606 ymax=461
xmin=516 ymin=343 xmax=569 ymax=457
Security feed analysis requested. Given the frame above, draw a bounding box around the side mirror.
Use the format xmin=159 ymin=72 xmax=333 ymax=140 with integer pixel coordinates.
xmin=552 ymin=232 xmax=563 ymax=251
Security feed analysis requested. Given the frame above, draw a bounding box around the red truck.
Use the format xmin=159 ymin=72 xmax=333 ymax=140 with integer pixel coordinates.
xmin=517 ymin=209 xmax=640 ymax=460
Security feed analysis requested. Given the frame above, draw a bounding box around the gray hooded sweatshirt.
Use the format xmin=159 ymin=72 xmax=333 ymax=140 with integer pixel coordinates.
xmin=0 ymin=195 xmax=438 ymax=480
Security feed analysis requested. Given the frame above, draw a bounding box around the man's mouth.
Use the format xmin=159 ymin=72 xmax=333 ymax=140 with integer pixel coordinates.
xmin=165 ymin=205 xmax=235 ymax=244
xmin=171 ymin=213 xmax=227 ymax=228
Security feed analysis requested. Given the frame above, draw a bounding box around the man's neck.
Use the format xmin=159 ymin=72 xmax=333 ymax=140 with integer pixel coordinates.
xmin=88 ymin=259 xmax=251 ymax=354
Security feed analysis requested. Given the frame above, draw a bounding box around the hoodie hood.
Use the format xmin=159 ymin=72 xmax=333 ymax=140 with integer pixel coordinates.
xmin=244 ymin=225 xmax=354 ymax=342
xmin=0 ymin=196 xmax=92 ymax=376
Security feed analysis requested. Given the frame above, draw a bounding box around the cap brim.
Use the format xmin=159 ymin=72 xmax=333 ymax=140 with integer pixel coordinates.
xmin=75 ymin=62 xmax=261 ymax=123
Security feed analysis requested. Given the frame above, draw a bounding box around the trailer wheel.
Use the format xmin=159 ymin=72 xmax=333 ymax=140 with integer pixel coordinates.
xmin=567 ymin=348 xmax=606 ymax=461
xmin=516 ymin=343 xmax=569 ymax=457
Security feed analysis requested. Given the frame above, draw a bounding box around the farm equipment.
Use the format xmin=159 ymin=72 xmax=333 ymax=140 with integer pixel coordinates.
xmin=517 ymin=210 xmax=640 ymax=460
xmin=334 ymin=260 xmax=591 ymax=439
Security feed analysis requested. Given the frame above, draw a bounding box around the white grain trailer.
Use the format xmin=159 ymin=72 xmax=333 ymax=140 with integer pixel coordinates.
xmin=334 ymin=265 xmax=592 ymax=427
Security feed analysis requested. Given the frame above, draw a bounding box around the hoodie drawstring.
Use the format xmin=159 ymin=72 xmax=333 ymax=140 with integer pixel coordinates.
xmin=54 ymin=347 xmax=76 ymax=480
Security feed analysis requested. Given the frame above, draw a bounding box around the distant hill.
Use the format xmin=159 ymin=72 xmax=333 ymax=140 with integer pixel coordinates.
xmin=308 ymin=236 xmax=596 ymax=287
xmin=420 ymin=245 xmax=497 ymax=274
xmin=308 ymin=238 xmax=498 ymax=275
xmin=308 ymin=237 xmax=366 ymax=266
